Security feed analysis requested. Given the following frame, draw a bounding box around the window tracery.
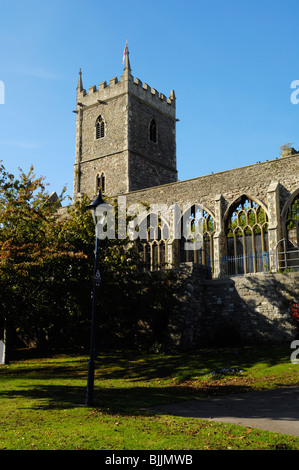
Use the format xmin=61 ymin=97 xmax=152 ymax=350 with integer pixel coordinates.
xmin=137 ymin=213 xmax=169 ymax=271
xmin=225 ymin=196 xmax=268 ymax=274
xmin=180 ymin=205 xmax=215 ymax=268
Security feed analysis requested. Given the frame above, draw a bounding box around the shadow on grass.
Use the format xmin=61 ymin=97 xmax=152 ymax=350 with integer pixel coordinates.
xmin=1 ymin=344 xmax=297 ymax=420
xmin=4 ymin=343 xmax=291 ymax=381
xmin=2 ymin=377 xmax=298 ymax=420
xmin=99 ymin=343 xmax=295 ymax=379
xmin=0 ymin=382 xmax=256 ymax=414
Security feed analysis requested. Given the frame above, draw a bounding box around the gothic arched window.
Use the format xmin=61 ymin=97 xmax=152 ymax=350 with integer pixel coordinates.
xmin=137 ymin=213 xmax=169 ymax=271
xmin=225 ymin=195 xmax=268 ymax=275
xmin=180 ymin=205 xmax=215 ymax=269
xmin=149 ymin=119 xmax=157 ymax=143
xmin=96 ymin=116 xmax=105 ymax=139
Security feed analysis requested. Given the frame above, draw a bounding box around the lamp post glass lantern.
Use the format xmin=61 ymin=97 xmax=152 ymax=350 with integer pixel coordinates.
xmin=85 ymin=189 xmax=106 ymax=406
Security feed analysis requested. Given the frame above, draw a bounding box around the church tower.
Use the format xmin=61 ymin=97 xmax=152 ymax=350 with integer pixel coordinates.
xmin=73 ymin=47 xmax=177 ymax=200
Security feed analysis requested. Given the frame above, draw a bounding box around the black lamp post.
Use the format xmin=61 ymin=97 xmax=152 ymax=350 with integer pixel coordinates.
xmin=85 ymin=189 xmax=106 ymax=407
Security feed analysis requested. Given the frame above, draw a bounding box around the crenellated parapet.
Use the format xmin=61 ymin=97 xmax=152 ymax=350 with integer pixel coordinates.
xmin=129 ymin=76 xmax=175 ymax=118
xmin=76 ymin=50 xmax=175 ymax=118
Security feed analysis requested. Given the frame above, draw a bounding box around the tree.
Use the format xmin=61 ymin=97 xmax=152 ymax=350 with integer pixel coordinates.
xmin=0 ymin=162 xmax=93 ymax=351
xmin=0 ymin=161 xmax=177 ymax=354
xmin=0 ymin=162 xmax=143 ymax=352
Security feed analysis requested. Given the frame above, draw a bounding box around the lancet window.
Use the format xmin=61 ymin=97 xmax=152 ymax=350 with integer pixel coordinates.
xmin=284 ymin=193 xmax=299 ymax=270
xmin=286 ymin=194 xmax=299 ymax=249
xmin=149 ymin=119 xmax=157 ymax=143
xmin=96 ymin=172 xmax=105 ymax=193
xmin=202 ymin=210 xmax=215 ymax=266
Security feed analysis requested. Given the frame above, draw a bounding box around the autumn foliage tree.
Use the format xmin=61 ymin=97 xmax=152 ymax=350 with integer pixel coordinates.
xmin=0 ymin=162 xmax=94 ymax=350
xmin=0 ymin=162 xmax=176 ymax=354
xmin=0 ymin=160 xmax=152 ymax=351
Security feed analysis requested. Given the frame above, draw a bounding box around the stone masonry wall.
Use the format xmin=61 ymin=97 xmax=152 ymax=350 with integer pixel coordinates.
xmin=166 ymin=265 xmax=299 ymax=350
xmin=128 ymin=94 xmax=177 ymax=186
xmin=80 ymin=151 xmax=129 ymax=196
xmin=81 ymin=94 xmax=128 ymax=161
xmin=123 ymin=153 xmax=299 ymax=215
xmin=128 ymin=152 xmax=177 ymax=192
xmin=78 ymin=93 xmax=129 ymax=196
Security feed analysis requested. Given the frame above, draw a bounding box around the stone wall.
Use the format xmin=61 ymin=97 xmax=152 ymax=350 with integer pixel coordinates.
xmin=79 ymin=151 xmax=129 ymax=197
xmin=123 ymin=153 xmax=299 ymax=214
xmin=166 ymin=265 xmax=298 ymax=349
xmin=128 ymin=152 xmax=177 ymax=192
xmin=128 ymin=94 xmax=177 ymax=182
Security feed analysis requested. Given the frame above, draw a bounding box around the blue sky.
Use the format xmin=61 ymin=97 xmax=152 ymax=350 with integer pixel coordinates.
xmin=1 ymin=0 xmax=299 ymax=203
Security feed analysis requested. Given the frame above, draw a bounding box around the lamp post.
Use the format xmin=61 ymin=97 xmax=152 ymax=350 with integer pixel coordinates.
xmin=85 ymin=189 xmax=106 ymax=407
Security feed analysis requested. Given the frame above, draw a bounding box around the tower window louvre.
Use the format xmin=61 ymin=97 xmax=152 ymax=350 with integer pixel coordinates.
xmin=96 ymin=116 xmax=105 ymax=139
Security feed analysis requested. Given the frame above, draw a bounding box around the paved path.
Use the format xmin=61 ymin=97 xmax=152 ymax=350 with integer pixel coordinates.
xmin=149 ymin=386 xmax=299 ymax=437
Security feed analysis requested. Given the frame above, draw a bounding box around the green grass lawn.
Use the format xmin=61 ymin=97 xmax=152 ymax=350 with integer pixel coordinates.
xmin=0 ymin=344 xmax=299 ymax=450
